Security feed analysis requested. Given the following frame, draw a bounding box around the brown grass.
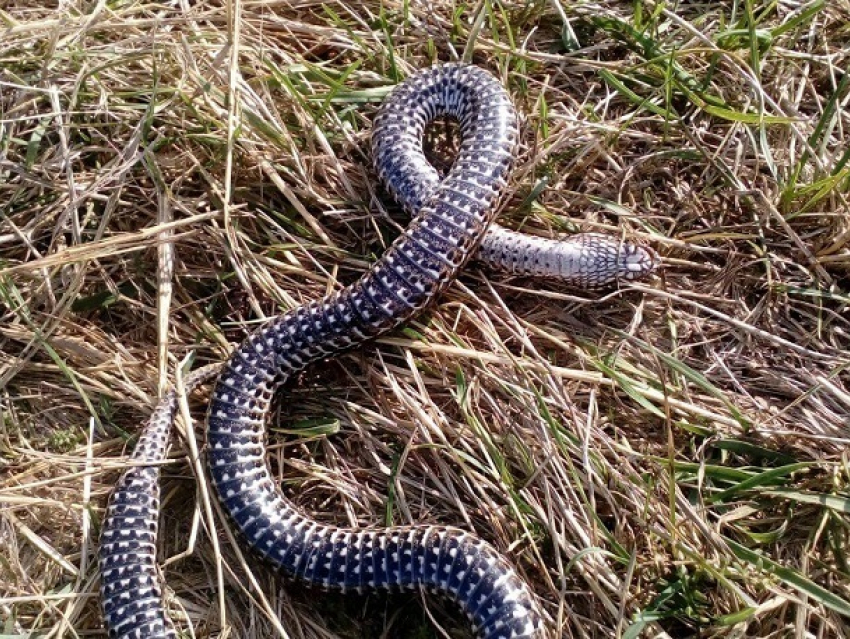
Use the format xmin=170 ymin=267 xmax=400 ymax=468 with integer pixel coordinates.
xmin=1 ymin=0 xmax=849 ymax=637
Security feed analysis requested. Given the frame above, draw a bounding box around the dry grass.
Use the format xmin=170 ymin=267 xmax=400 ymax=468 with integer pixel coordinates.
xmin=1 ymin=0 xmax=849 ymax=637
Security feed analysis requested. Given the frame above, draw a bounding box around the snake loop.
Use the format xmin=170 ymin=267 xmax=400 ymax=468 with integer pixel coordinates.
xmin=100 ymin=64 xmax=657 ymax=639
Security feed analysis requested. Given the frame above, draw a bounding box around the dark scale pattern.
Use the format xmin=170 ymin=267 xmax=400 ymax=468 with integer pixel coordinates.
xmin=100 ymin=63 xmax=660 ymax=639
xmin=203 ymin=64 xmax=545 ymax=638
xmin=100 ymin=364 xmax=222 ymax=639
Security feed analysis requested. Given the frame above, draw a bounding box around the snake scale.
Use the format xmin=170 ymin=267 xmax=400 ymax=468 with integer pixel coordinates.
xmin=99 ymin=64 xmax=657 ymax=639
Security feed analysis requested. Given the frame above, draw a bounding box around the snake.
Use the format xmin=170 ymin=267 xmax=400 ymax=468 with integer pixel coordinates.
xmin=99 ymin=64 xmax=657 ymax=639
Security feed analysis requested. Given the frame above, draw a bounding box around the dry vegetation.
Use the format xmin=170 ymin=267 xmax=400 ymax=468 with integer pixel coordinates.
xmin=1 ymin=0 xmax=849 ymax=637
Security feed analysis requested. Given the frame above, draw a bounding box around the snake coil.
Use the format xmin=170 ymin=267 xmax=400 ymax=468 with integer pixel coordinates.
xmin=100 ymin=64 xmax=657 ymax=639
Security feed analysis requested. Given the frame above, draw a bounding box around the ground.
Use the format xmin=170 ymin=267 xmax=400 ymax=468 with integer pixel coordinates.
xmin=1 ymin=1 xmax=848 ymax=638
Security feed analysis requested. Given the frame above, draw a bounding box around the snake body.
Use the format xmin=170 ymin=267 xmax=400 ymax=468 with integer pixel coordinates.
xmin=100 ymin=64 xmax=657 ymax=639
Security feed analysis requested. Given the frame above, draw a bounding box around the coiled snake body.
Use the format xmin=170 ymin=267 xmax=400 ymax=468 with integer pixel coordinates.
xmin=100 ymin=64 xmax=656 ymax=639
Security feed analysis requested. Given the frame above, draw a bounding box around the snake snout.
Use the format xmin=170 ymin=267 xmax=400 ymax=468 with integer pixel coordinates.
xmin=622 ymin=242 xmax=660 ymax=281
